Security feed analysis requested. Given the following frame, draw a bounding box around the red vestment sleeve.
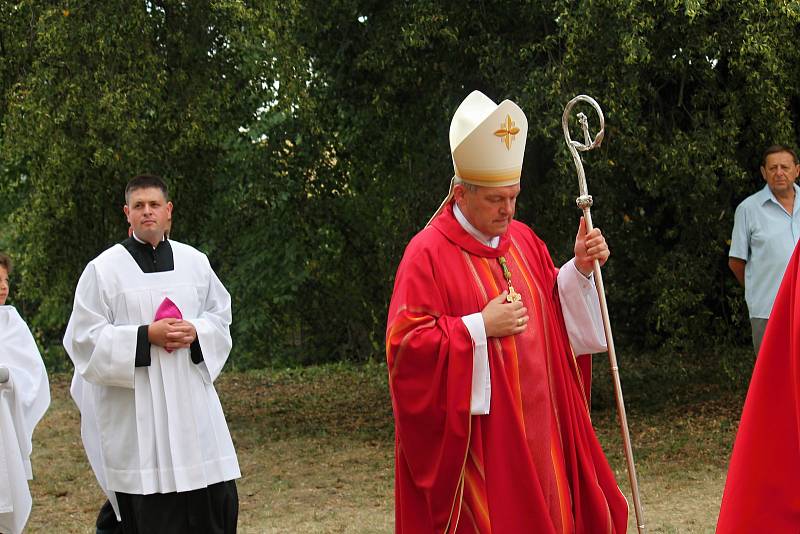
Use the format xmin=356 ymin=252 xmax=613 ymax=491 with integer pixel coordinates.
xmin=716 ymin=241 xmax=800 ymax=532
xmin=386 ymin=241 xmax=475 ymax=533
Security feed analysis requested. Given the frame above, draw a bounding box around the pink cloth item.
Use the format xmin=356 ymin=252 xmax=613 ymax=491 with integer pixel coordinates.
xmin=154 ymin=297 xmax=182 ymax=352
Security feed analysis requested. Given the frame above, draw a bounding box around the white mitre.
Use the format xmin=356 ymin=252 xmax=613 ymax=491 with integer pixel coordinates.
xmin=426 ymin=91 xmax=528 ymax=226
xmin=450 ymin=90 xmax=528 ymax=187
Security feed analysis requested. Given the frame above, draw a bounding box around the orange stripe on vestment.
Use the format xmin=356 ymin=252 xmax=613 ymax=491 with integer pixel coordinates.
xmin=459 ymin=501 xmax=480 ymax=533
xmin=509 ymin=237 xmax=591 ymax=413
xmin=507 ymin=244 xmax=550 ymax=423
xmin=445 ymin=416 xmax=471 ymax=534
xmin=463 ymin=453 xmax=491 ymax=533
xmin=508 ymin=243 xmax=573 ymax=532
xmin=476 ymin=255 xmax=525 ymax=427
xmin=462 ymin=250 xmax=490 ymax=304
xmin=507 ymin=244 xmax=558 ymax=420
xmin=550 ymin=411 xmax=573 ymax=533
xmin=386 ymin=306 xmax=440 ymax=344
xmin=386 ymin=310 xmax=436 ymax=378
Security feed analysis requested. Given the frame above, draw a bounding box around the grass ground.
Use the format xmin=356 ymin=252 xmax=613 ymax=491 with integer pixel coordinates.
xmin=24 ymin=349 xmax=753 ymax=533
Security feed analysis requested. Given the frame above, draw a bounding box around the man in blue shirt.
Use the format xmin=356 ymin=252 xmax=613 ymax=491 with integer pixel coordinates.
xmin=729 ymin=144 xmax=800 ymax=354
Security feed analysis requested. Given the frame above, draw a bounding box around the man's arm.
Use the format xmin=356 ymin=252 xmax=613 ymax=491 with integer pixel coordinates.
xmin=729 ymin=257 xmax=746 ymax=286
xmin=63 ymin=263 xmax=138 ymax=389
xmin=0 ymin=309 xmax=50 ymax=454
xmin=558 ymin=259 xmax=607 ymax=354
xmin=563 ymin=216 xmax=610 ymax=354
xmin=462 ymin=291 xmax=529 ymax=415
xmin=729 ymin=202 xmax=750 ymax=288
xmin=186 ymin=259 xmax=232 ymax=383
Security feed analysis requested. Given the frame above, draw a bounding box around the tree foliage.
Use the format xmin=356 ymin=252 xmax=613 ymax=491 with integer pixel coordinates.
xmin=0 ymin=1 xmax=273 ymax=365
xmin=2 ymin=1 xmax=799 ymax=368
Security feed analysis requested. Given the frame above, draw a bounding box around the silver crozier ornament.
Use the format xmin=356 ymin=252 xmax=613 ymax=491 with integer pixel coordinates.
xmin=562 ymin=95 xmax=645 ymax=534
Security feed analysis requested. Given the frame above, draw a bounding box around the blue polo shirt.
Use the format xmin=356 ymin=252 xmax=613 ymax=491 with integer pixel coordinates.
xmin=730 ymin=183 xmax=800 ymax=318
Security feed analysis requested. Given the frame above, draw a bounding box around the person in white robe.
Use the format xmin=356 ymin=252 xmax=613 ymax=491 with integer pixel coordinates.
xmin=64 ymin=175 xmax=240 ymax=534
xmin=0 ymin=253 xmax=50 ymax=534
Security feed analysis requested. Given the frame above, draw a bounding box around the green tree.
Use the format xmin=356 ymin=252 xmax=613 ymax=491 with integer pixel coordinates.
xmin=3 ymin=1 xmax=800 ymax=368
xmin=0 ymin=1 xmax=273 ymax=367
xmin=267 ymin=0 xmax=800 ymax=359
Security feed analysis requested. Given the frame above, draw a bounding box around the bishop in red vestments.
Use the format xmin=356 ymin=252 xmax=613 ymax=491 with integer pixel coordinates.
xmin=386 ymin=91 xmax=628 ymax=533
xmin=716 ymin=239 xmax=800 ymax=533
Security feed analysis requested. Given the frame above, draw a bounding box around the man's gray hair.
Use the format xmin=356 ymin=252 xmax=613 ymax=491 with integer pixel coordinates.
xmin=453 ymin=177 xmax=478 ymax=192
xmin=762 ymin=144 xmax=799 ymax=166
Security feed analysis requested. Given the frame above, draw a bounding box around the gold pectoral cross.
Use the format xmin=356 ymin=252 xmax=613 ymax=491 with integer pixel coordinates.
xmin=498 ymin=256 xmax=522 ymax=304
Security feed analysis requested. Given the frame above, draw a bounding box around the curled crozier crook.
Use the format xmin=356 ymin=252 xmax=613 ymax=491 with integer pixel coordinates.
xmin=562 ymin=95 xmax=605 ymax=208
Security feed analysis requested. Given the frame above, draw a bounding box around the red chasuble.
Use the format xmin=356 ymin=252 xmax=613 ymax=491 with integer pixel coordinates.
xmin=386 ymin=203 xmax=627 ymax=533
xmin=716 ymin=241 xmax=800 ymax=533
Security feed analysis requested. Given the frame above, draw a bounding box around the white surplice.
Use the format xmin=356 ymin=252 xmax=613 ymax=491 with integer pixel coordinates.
xmin=64 ymin=240 xmax=240 ymax=506
xmin=0 ymin=306 xmax=50 ymax=534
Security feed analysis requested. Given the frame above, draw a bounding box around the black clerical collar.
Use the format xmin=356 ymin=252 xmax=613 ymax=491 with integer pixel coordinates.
xmin=121 ymin=236 xmax=175 ymax=273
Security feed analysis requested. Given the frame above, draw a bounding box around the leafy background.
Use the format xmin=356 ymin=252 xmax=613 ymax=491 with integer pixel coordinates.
xmin=2 ymin=0 xmax=798 ymax=369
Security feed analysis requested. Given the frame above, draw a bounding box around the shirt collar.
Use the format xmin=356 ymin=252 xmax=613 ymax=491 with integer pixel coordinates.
xmin=758 ymin=183 xmax=800 ymax=214
xmin=131 ymin=231 xmax=166 ymax=248
xmin=453 ymin=203 xmax=501 ymax=249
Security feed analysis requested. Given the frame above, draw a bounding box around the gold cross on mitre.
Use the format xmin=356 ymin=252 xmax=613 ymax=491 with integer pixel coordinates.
xmin=494 ymin=114 xmax=520 ymax=150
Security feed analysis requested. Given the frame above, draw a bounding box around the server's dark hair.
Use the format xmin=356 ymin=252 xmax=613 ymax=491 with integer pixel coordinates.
xmin=125 ymin=174 xmax=169 ymax=204
xmin=0 ymin=252 xmax=12 ymax=274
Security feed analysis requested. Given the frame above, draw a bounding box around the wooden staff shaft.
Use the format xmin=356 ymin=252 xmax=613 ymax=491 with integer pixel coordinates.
xmin=582 ymin=207 xmax=645 ymax=534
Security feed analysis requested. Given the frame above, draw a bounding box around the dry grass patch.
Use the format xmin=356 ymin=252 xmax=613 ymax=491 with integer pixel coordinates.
xmin=24 ymin=353 xmax=750 ymax=533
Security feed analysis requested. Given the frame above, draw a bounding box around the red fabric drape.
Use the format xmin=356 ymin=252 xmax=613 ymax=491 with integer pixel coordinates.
xmin=386 ymin=203 xmax=627 ymax=533
xmin=716 ymin=241 xmax=800 ymax=533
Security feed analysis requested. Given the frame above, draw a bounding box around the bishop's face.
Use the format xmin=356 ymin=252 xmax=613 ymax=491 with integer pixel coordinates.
xmin=455 ymin=182 xmax=520 ymax=237
xmin=124 ymin=187 xmax=173 ymax=247
xmin=0 ymin=265 xmax=9 ymax=306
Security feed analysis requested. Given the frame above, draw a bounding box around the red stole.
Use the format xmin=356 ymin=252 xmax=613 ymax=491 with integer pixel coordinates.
xmin=386 ymin=203 xmax=627 ymax=533
xmin=716 ymin=241 xmax=800 ymax=533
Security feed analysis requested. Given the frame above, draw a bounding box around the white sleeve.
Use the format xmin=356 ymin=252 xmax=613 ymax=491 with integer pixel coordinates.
xmin=63 ymin=263 xmax=137 ymax=389
xmin=189 ymin=259 xmax=233 ymax=384
xmin=462 ymin=313 xmax=491 ymax=415
xmin=0 ymin=309 xmax=50 ymax=457
xmin=0 ymin=308 xmax=50 ymax=534
xmin=729 ymin=202 xmax=750 ymax=260
xmin=557 ymin=259 xmax=607 ymax=354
